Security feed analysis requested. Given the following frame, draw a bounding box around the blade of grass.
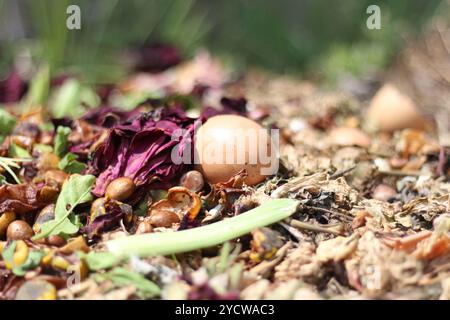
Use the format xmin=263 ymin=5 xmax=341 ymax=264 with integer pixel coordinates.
xmin=106 ymin=198 xmax=299 ymax=259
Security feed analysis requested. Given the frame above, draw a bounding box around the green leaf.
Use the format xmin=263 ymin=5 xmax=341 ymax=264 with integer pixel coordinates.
xmin=110 ymin=91 xmax=162 ymax=111
xmin=54 ymin=126 xmax=71 ymax=157
xmin=33 ymin=144 xmax=53 ymax=154
xmin=9 ymin=143 xmax=31 ymax=159
xmin=32 ymin=174 xmax=96 ymax=240
xmin=39 ymin=122 xmax=55 ymax=132
xmin=0 ymin=108 xmax=16 ymax=135
xmin=12 ymin=250 xmax=45 ymax=276
xmin=0 ymin=240 xmax=43 ymax=275
xmin=52 ymin=79 xmax=82 ymax=118
xmin=58 ymin=153 xmax=87 ymax=174
xmin=0 ymin=175 xmax=6 ymax=185
xmin=1 ymin=241 xmax=16 ymax=264
xmin=24 ymin=65 xmax=50 ymax=109
xmin=95 ymin=267 xmax=160 ymax=299
xmin=80 ymin=86 xmax=100 ymax=109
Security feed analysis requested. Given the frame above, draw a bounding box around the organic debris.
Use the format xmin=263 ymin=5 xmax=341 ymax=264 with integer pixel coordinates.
xmin=0 ymin=40 xmax=449 ymax=301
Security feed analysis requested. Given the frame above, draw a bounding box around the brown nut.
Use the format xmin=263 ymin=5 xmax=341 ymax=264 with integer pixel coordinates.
xmin=180 ymin=170 xmax=204 ymax=192
xmin=47 ymin=235 xmax=66 ymax=247
xmin=105 ymin=177 xmax=135 ymax=201
xmin=149 ymin=210 xmax=180 ymax=228
xmin=44 ymin=170 xmax=68 ymax=187
xmin=33 ymin=204 xmax=55 ymax=234
xmin=135 ymin=219 xmax=153 ymax=234
xmin=0 ymin=212 xmax=16 ymax=237
xmin=7 ymin=220 xmax=34 ymax=240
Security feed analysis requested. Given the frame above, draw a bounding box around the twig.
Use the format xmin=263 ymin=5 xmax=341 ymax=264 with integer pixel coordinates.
xmin=302 ymin=205 xmax=353 ymax=221
xmin=378 ymin=169 xmax=424 ymax=177
xmin=286 ymin=218 xmax=343 ymax=236
xmin=330 ymin=165 xmax=356 ymax=179
xmin=279 ymin=222 xmax=303 ymax=241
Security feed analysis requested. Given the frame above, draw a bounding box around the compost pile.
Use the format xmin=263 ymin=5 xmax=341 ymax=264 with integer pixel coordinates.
xmin=0 ymin=43 xmax=449 ymax=300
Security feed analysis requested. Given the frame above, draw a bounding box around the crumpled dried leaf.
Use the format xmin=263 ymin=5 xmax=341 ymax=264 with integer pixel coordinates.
xmin=202 ymin=170 xmax=248 ymax=217
xmin=90 ymin=107 xmax=198 ymax=197
xmin=0 ymin=70 xmax=27 ymax=104
xmin=82 ymin=198 xmax=133 ymax=239
xmin=413 ymin=215 xmax=450 ymax=260
xmin=0 ymin=183 xmax=58 ymax=214
xmin=344 ymin=231 xmax=426 ymax=297
xmin=274 ymin=242 xmax=323 ymax=284
xmin=316 ymin=235 xmax=359 ymax=262
xmin=402 ymin=194 xmax=450 ymax=215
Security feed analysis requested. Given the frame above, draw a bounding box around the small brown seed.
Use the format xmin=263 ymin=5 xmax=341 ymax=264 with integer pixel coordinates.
xmin=135 ymin=219 xmax=153 ymax=234
xmin=34 ymin=235 xmax=66 ymax=246
xmin=33 ymin=204 xmax=55 ymax=234
xmin=105 ymin=177 xmax=135 ymax=201
xmin=7 ymin=220 xmax=34 ymax=240
xmin=47 ymin=235 xmax=66 ymax=247
xmin=44 ymin=169 xmax=68 ymax=187
xmin=180 ymin=170 xmax=204 ymax=192
xmin=149 ymin=210 xmax=180 ymax=228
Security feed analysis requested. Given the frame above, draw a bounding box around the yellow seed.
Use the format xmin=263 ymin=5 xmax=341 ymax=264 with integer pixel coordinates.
xmin=42 ymin=251 xmax=54 ymax=266
xmin=74 ymin=260 xmax=89 ymax=281
xmin=0 ymin=212 xmax=16 ymax=237
xmin=51 ymin=256 xmax=70 ymax=271
xmin=13 ymin=240 xmax=29 ymax=267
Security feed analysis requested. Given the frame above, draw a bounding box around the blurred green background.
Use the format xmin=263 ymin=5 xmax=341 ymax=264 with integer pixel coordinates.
xmin=0 ymin=0 xmax=445 ymax=83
